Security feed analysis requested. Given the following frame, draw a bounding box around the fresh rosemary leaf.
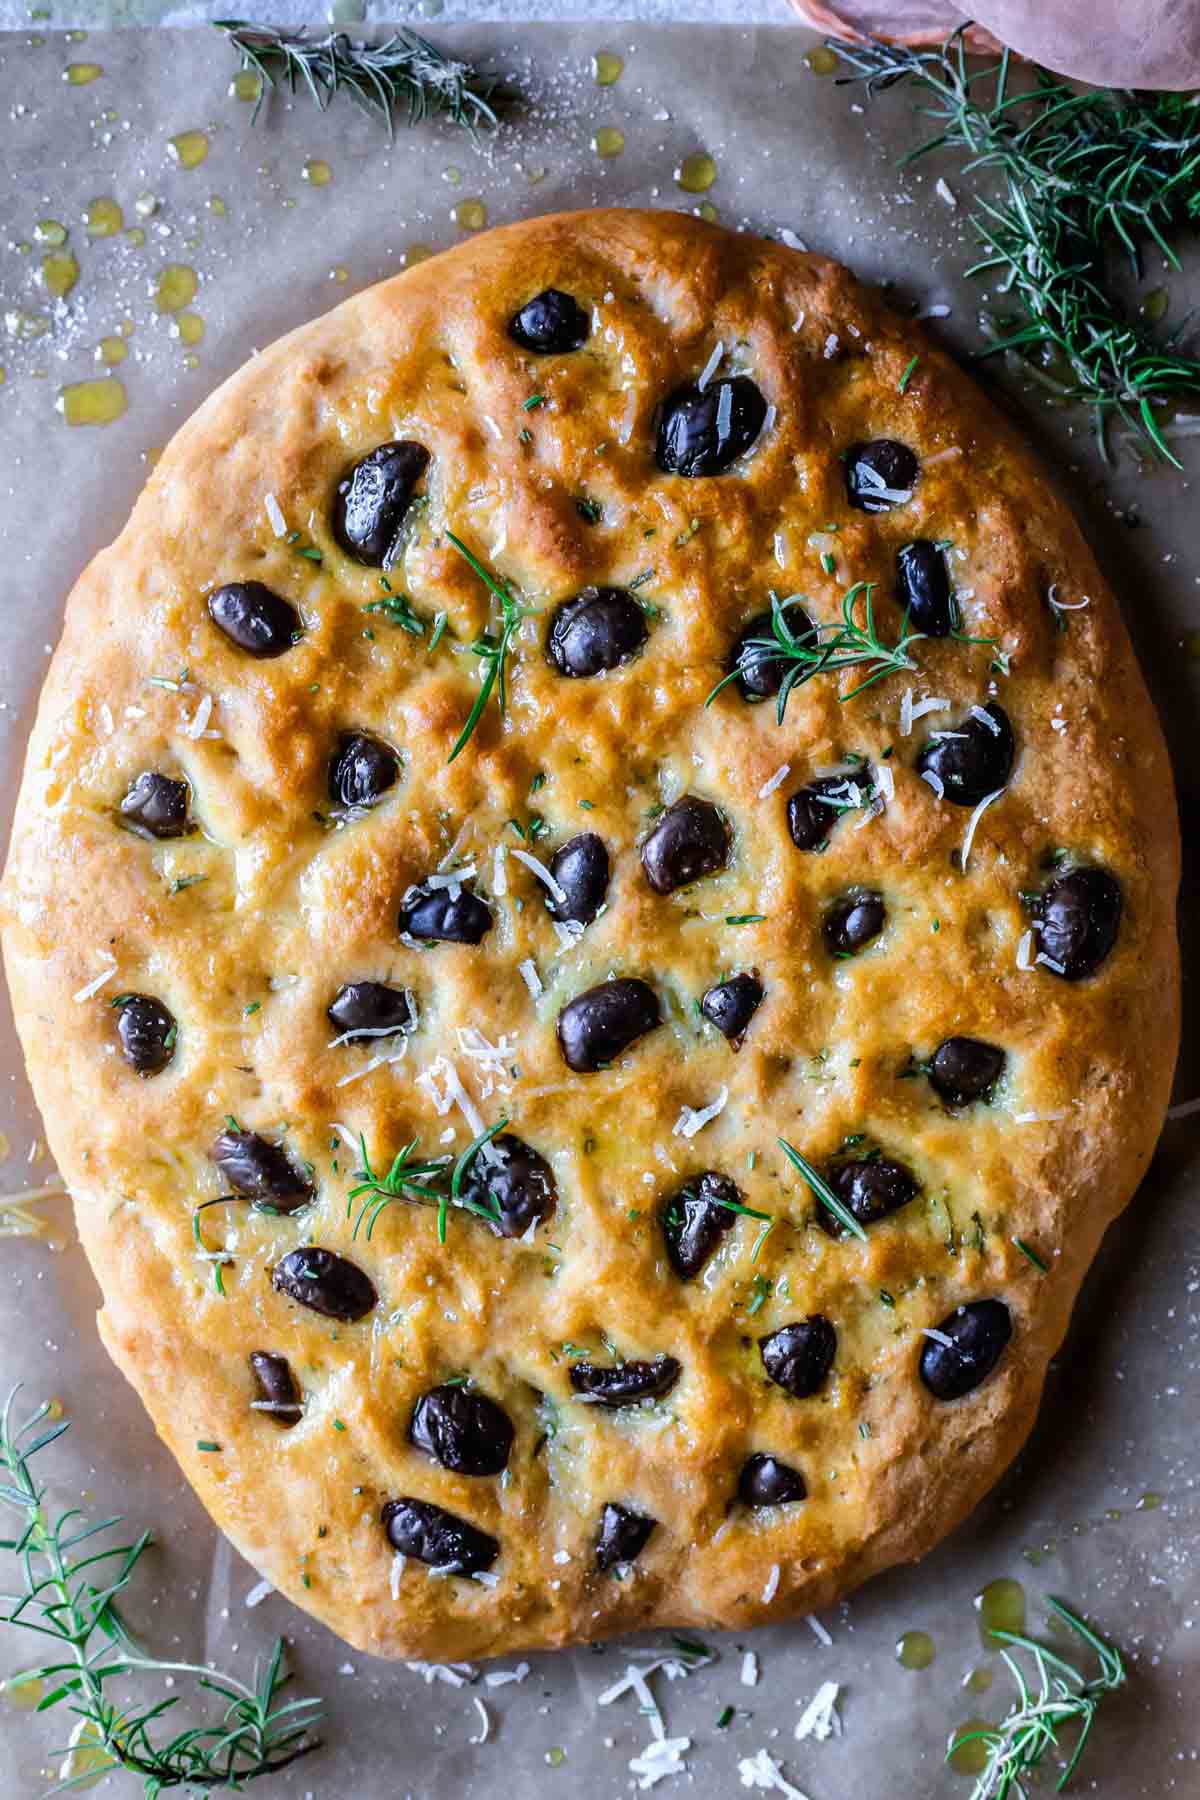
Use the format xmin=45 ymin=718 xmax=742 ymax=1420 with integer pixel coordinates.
xmin=778 ymin=1137 xmax=868 ymax=1242
xmin=444 ymin=531 xmax=535 ymax=763
xmin=348 ymin=1134 xmax=448 ymax=1240
xmin=214 ymin=20 xmax=506 ymax=139
xmin=365 ymin=588 xmax=424 ymax=635
xmin=0 ymin=1389 xmax=321 ymax=1794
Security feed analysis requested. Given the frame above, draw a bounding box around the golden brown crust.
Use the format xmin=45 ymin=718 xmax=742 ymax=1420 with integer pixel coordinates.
xmin=0 ymin=210 xmax=1179 ymax=1661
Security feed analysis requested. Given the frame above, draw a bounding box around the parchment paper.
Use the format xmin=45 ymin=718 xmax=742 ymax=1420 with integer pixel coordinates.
xmin=0 ymin=26 xmax=1197 ymax=1799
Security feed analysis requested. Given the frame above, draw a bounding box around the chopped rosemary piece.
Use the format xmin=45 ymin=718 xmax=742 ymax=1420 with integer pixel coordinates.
xmin=898 ymin=353 xmax=921 ymax=394
xmin=214 ymin=20 xmax=505 ymax=140
xmin=1013 ymin=1236 xmax=1048 ymax=1274
xmin=778 ymin=1138 xmax=868 ymax=1242
xmin=347 ymin=1134 xmax=447 ymax=1240
xmin=706 ymin=586 xmax=925 ymax=723
xmin=830 ymin=30 xmax=1200 ymax=464
xmin=365 ymin=587 xmax=424 ymax=635
xmin=0 ymin=1390 xmax=321 ymax=1793
xmin=444 ymin=531 xmax=534 ymax=763
xmin=444 ymin=1119 xmax=508 ymax=1243
xmin=949 ymin=1597 xmax=1124 ymax=1798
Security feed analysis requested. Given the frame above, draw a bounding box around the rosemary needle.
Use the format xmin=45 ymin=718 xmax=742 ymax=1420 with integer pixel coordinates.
xmin=444 ymin=532 xmax=535 ymax=763
xmin=214 ymin=20 xmax=506 ymax=139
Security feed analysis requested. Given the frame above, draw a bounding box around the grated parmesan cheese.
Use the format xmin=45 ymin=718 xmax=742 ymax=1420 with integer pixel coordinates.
xmin=673 ymin=1086 xmax=728 ymax=1139
xmin=182 ymin=692 xmax=214 ymax=739
xmin=923 ymin=1327 xmax=955 ymax=1348
xmin=805 ymin=1614 xmax=833 ymax=1647
xmin=416 ymin=1056 xmax=486 ymax=1136
xmin=1012 ymin=1109 xmax=1068 ymax=1124
xmin=244 ymin=1579 xmax=274 ymax=1609
xmin=936 ymin=177 xmax=958 ymax=207
xmin=469 ymin=1697 xmax=491 ymax=1745
xmin=795 ymin=1681 xmax=842 ymax=1743
xmin=900 ymin=690 xmax=950 ymax=736
xmin=716 ymin=381 xmax=733 ymax=441
xmin=738 ymin=1749 xmax=812 ymax=1798
xmin=758 ymin=763 xmax=791 ymax=800
xmin=484 ymin=1662 xmax=530 ymax=1688
xmin=761 ymin=1563 xmax=780 ymax=1603
xmin=1016 ymin=929 xmax=1035 ymax=971
xmin=492 ymin=843 xmax=508 ymax=897
xmin=517 ymin=958 xmax=543 ymax=999
xmin=389 ymin=1552 xmax=406 ymax=1599
xmin=741 ymin=1651 xmax=759 ymax=1687
xmin=630 ymin=1736 xmax=691 ymax=1790
xmin=509 ymin=847 xmax=567 ymax=907
xmin=73 ymin=958 xmax=117 ymax=1003
xmin=264 ymin=492 xmax=287 ymax=537
xmin=959 ymin=786 xmax=1005 ymax=874
xmin=406 ymin=1661 xmax=476 ymax=1687
xmin=697 ymin=340 xmax=724 ymax=392
xmin=921 ymin=768 xmax=946 ymax=800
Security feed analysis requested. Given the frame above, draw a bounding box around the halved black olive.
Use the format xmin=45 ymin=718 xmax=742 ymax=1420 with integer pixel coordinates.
xmin=120 ymin=771 xmax=191 ymax=840
xmin=916 ymin=703 xmax=1014 ymax=806
xmin=845 ymin=439 xmax=919 ymax=512
xmin=738 ymin=1453 xmax=807 ymax=1506
xmin=249 ymin=1351 xmax=303 ymax=1427
xmin=729 ymin=603 xmax=816 ymax=702
xmin=787 ymin=768 xmax=873 ymax=852
xmin=208 ymin=582 xmax=301 ymax=658
xmin=758 ymin=1317 xmax=837 ymax=1398
xmin=641 ymin=796 xmax=730 ymax=895
xmin=595 ymin=1502 xmax=657 ymax=1571
xmin=399 ymin=881 xmax=493 ymax=946
xmin=929 ymin=1037 xmax=1005 ymax=1107
xmin=818 ymin=1157 xmax=918 ymax=1237
xmin=327 ymin=981 xmax=415 ymax=1041
xmin=661 ymin=1172 xmax=741 ymax=1280
xmin=272 ymin=1246 xmax=377 ymax=1321
xmin=458 ymin=1132 xmax=556 ymax=1238
xmin=919 ymin=1299 xmax=1012 ymax=1400
xmin=896 ymin=540 xmax=953 ymax=636
xmin=210 ymin=1128 xmax=314 ymax=1213
xmin=1032 ymin=866 xmax=1121 ymax=980
xmin=656 ymin=376 xmax=768 ymax=477
xmin=409 ymin=1383 xmax=514 ymax=1476
xmin=557 ymin=979 xmax=660 ymax=1072
xmin=509 ymin=288 xmax=590 ymax=354
xmin=113 ymin=994 xmax=176 ymax=1078
xmin=546 ymin=833 xmax=610 ymax=925
xmin=546 ymin=588 xmax=647 ymax=678
xmin=824 ymin=891 xmax=886 ymax=956
xmin=328 ymin=732 xmax=399 ymax=811
xmin=333 ymin=441 xmax=430 ymax=566
xmin=569 ymin=1356 xmax=681 ymax=1408
xmin=381 ymin=1496 xmax=498 ymax=1575
xmin=700 ymin=972 xmax=764 ymax=1045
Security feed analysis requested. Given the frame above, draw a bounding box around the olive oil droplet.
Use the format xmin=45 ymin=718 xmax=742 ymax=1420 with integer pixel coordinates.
xmin=963 ymin=1665 xmax=994 ymax=1695
xmin=208 ymin=195 xmax=227 ymax=217
xmin=442 ymin=164 xmax=462 ymax=186
xmin=974 ymin=1577 xmax=1025 ymax=1648
xmin=1140 ymin=287 xmax=1169 ymax=324
xmin=593 ymin=126 xmax=625 ymax=159
xmin=947 ymin=1720 xmax=993 ymax=1777
xmin=403 ymin=244 xmax=433 ymax=267
xmin=676 ymin=151 xmax=717 ymax=194
xmin=1136 ymin=1490 xmax=1162 ymax=1510
xmin=34 ymin=219 xmax=67 ymax=247
xmin=174 ymin=312 xmax=205 ymax=346
xmin=154 ymin=264 xmax=198 ymax=314
xmin=85 ymin=197 xmax=123 ymax=238
xmin=1 ymin=1671 xmax=46 ymax=1710
xmin=40 ymin=250 xmax=79 ymax=299
xmin=57 ymin=377 xmax=127 ymax=427
xmin=330 ymin=265 xmax=350 ymax=284
xmin=97 ymin=336 xmax=127 ymax=365
xmin=168 ymin=131 xmax=209 ymax=170
xmin=895 ymin=1629 xmax=935 ymax=1671
xmin=452 ymin=200 xmax=487 ymax=232
xmin=302 ymin=159 xmax=332 ymax=187
xmin=231 ymin=70 xmax=262 ymax=103
xmin=698 ymin=201 xmax=718 ymax=223
xmin=805 ymin=46 xmax=839 ymax=75
xmin=64 ymin=62 xmax=102 ymax=85
xmin=592 ymin=51 xmax=624 ymax=86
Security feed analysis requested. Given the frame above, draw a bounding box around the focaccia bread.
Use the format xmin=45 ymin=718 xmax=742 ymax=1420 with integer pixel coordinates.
xmin=0 ymin=209 xmax=1179 ymax=1661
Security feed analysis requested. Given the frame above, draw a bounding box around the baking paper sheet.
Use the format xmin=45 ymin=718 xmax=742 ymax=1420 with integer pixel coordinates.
xmin=0 ymin=24 xmax=1197 ymax=1798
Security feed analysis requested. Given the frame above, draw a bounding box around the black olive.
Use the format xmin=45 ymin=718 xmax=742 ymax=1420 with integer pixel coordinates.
xmin=595 ymin=1502 xmax=657 ymax=1571
xmin=248 ymin=1351 xmax=303 ymax=1427
xmin=557 ymin=979 xmax=660 ymax=1072
xmin=208 ymin=582 xmax=301 ymax=658
xmin=700 ymin=972 xmax=764 ymax=1045
xmin=738 ymin=1453 xmax=807 ymax=1507
xmin=332 ymin=441 xmax=430 ymax=566
xmin=381 ymin=1496 xmax=499 ymax=1575
xmin=546 ymin=833 xmax=610 ymax=925
xmin=457 ymin=1132 xmax=557 ymax=1238
xmin=569 ymin=1357 xmax=681 ymax=1408
xmin=210 ymin=1128 xmax=314 ymax=1213
xmin=786 ymin=769 xmax=873 ymax=852
xmin=327 ymin=981 xmax=415 ymax=1041
xmin=546 ymin=588 xmax=647 ymax=678
xmin=729 ymin=603 xmax=816 ymax=702
xmin=398 ymin=881 xmax=493 ymax=946
xmin=119 ymin=771 xmax=191 ymax=839
xmin=328 ymin=732 xmax=399 ymax=811
xmin=824 ymin=890 xmax=886 ymax=957
xmin=409 ymin=1383 xmax=514 ymax=1476
xmin=661 ymin=1172 xmax=741 ymax=1280
xmin=1032 ymin=866 xmax=1122 ymax=980
xmin=113 ymin=994 xmax=176 ymax=1078
xmin=758 ymin=1317 xmax=837 ymax=1398
xmin=916 ymin=703 xmax=1014 ymax=806
xmin=919 ymin=1299 xmax=1012 ymax=1400
xmin=509 ymin=288 xmax=590 ymax=354
xmin=896 ymin=540 xmax=953 ymax=636
xmin=818 ymin=1157 xmax=918 ymax=1237
xmin=928 ymin=1036 xmax=1006 ymax=1107
xmin=272 ymin=1246 xmax=377 ymax=1321
xmin=640 ymin=796 xmax=730 ymax=895
xmin=845 ymin=439 xmax=919 ymax=512
xmin=656 ymin=376 xmax=768 ymax=477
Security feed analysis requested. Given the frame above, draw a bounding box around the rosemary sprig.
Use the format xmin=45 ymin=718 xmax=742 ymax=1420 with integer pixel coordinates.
xmin=950 ymin=1596 xmax=1125 ymax=1798
xmin=707 ymin=585 xmax=925 ymax=723
xmin=0 ymin=1389 xmax=321 ymax=1796
xmin=444 ymin=532 xmax=535 ymax=763
xmin=214 ymin=21 xmax=504 ymax=139
xmin=777 ymin=1138 xmax=868 ymax=1242
xmin=828 ymin=30 xmax=1200 ymax=463
xmin=347 ymin=1134 xmax=448 ymax=1240
xmin=444 ymin=1119 xmax=508 ymax=1244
